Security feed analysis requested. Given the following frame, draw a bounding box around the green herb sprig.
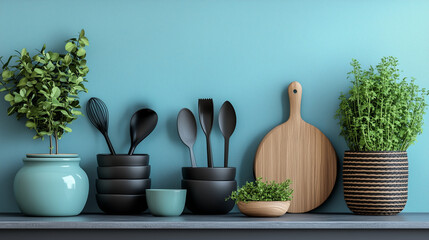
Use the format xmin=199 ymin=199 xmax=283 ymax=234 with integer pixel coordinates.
xmin=335 ymin=57 xmax=428 ymax=151
xmin=0 ymin=30 xmax=89 ymax=154
xmin=226 ymin=178 xmax=293 ymax=204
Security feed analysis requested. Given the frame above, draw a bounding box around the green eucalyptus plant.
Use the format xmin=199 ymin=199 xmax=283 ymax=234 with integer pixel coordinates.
xmin=0 ymin=29 xmax=89 ymax=154
xmin=336 ymin=56 xmax=429 ymax=151
xmin=226 ymin=178 xmax=293 ymax=203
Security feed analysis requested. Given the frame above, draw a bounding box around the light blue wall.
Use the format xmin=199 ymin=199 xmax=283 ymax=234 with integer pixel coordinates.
xmin=0 ymin=0 xmax=428 ymax=213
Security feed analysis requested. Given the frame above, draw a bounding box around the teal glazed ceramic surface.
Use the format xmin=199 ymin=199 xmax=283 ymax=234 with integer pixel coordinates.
xmin=14 ymin=154 xmax=89 ymax=216
xmin=146 ymin=189 xmax=187 ymax=216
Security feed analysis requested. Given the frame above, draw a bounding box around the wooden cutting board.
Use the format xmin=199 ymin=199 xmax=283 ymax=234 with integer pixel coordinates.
xmin=254 ymin=81 xmax=337 ymax=213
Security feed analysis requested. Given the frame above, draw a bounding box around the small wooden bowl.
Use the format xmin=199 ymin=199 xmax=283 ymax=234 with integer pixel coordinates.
xmin=237 ymin=201 xmax=291 ymax=217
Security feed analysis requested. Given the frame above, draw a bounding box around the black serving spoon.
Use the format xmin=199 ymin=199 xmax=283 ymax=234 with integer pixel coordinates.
xmin=218 ymin=101 xmax=236 ymax=167
xmin=177 ymin=108 xmax=197 ymax=167
xmin=128 ymin=108 xmax=158 ymax=155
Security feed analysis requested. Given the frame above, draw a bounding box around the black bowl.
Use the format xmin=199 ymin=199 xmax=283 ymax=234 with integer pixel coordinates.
xmin=97 ymin=154 xmax=149 ymax=167
xmin=182 ymin=179 xmax=236 ymax=214
xmin=97 ymin=166 xmax=151 ymax=179
xmin=96 ymin=179 xmax=151 ymax=194
xmin=182 ymin=167 xmax=236 ymax=181
xmin=96 ymin=194 xmax=147 ymax=214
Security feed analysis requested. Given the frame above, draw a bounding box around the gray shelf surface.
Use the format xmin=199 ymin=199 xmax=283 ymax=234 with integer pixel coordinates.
xmin=0 ymin=213 xmax=429 ymax=229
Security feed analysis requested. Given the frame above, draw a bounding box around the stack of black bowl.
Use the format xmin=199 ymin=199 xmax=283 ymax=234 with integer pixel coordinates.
xmin=182 ymin=167 xmax=237 ymax=214
xmin=96 ymin=154 xmax=151 ymax=214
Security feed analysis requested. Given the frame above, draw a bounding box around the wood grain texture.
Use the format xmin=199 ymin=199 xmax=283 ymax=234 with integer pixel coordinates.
xmin=237 ymin=201 xmax=290 ymax=217
xmin=254 ymin=81 xmax=337 ymax=213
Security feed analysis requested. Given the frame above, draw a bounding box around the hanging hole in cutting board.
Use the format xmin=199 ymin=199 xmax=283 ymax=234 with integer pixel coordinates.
xmin=293 ymin=89 xmax=297 ymax=94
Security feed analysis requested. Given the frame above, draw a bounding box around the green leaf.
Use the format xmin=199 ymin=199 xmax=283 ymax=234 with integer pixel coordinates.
xmin=73 ymin=85 xmax=85 ymax=91
xmin=2 ymin=70 xmax=14 ymax=79
xmin=71 ymin=110 xmax=82 ymax=115
xmin=79 ymin=36 xmax=89 ymax=46
xmin=17 ymin=77 xmax=28 ymax=87
xmin=25 ymin=121 xmax=36 ymax=128
xmin=51 ymin=86 xmax=61 ymax=98
xmin=50 ymin=52 xmax=60 ymax=61
xmin=47 ymin=61 xmax=55 ymax=71
xmin=33 ymin=55 xmax=42 ymax=63
xmin=76 ymin=77 xmax=83 ymax=84
xmin=41 ymin=44 xmax=46 ymax=54
xmin=34 ymin=68 xmax=44 ymax=75
xmin=65 ymin=42 xmax=76 ymax=52
xmin=2 ymin=56 xmax=12 ymax=69
xmin=76 ymin=48 xmax=86 ymax=57
xmin=79 ymin=29 xmax=85 ymax=39
xmin=4 ymin=94 xmax=13 ymax=101
xmin=60 ymin=110 xmax=72 ymax=118
xmin=7 ymin=106 xmax=15 ymax=115
xmin=14 ymin=95 xmax=23 ymax=103
xmin=59 ymin=125 xmax=72 ymax=132
xmin=52 ymin=97 xmax=62 ymax=107
xmin=19 ymin=89 xmax=26 ymax=97
xmin=20 ymin=48 xmax=27 ymax=56
xmin=64 ymin=54 xmax=72 ymax=65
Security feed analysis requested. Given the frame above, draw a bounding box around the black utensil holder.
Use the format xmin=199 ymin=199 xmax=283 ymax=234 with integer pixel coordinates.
xmin=96 ymin=154 xmax=151 ymax=214
xmin=182 ymin=167 xmax=236 ymax=214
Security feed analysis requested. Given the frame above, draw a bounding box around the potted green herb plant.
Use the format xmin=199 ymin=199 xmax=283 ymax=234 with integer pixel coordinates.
xmin=0 ymin=30 xmax=90 ymax=216
xmin=226 ymin=178 xmax=293 ymax=217
xmin=336 ymin=56 xmax=428 ymax=215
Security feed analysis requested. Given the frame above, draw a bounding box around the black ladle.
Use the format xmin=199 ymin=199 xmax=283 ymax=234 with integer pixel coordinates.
xmin=128 ymin=108 xmax=158 ymax=155
xmin=86 ymin=97 xmax=116 ymax=155
xmin=218 ymin=101 xmax=236 ymax=167
xmin=177 ymin=108 xmax=197 ymax=167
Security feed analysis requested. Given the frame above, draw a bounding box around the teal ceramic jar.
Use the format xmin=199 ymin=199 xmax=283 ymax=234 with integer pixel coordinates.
xmin=14 ymin=154 xmax=89 ymax=216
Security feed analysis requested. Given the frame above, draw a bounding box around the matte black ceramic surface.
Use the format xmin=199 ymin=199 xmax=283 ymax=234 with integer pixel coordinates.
xmin=182 ymin=167 xmax=236 ymax=181
xmin=97 ymin=154 xmax=149 ymax=167
xmin=96 ymin=179 xmax=151 ymax=194
xmin=198 ymin=98 xmax=214 ymax=167
xmin=86 ymin=97 xmax=116 ymax=155
xmin=96 ymin=194 xmax=147 ymax=214
xmin=218 ymin=101 xmax=236 ymax=167
xmin=182 ymin=179 xmax=236 ymax=214
xmin=128 ymin=108 xmax=158 ymax=155
xmin=177 ymin=108 xmax=198 ymax=167
xmin=97 ymin=166 xmax=151 ymax=179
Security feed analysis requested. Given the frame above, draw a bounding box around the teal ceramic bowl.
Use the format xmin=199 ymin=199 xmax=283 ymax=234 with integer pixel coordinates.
xmin=146 ymin=189 xmax=187 ymax=217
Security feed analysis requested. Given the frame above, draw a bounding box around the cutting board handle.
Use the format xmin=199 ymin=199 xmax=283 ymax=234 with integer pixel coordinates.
xmin=288 ymin=81 xmax=302 ymax=121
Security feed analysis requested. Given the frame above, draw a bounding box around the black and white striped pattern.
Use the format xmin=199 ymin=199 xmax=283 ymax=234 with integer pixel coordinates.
xmin=343 ymin=151 xmax=408 ymax=215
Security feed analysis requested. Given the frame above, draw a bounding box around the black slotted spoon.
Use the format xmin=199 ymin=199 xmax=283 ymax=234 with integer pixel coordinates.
xmin=86 ymin=97 xmax=116 ymax=155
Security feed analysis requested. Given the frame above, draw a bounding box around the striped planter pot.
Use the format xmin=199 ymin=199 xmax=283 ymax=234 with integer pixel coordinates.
xmin=343 ymin=151 xmax=408 ymax=215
